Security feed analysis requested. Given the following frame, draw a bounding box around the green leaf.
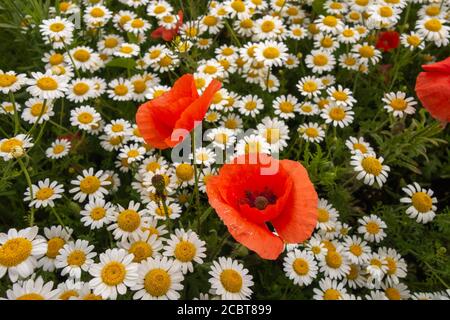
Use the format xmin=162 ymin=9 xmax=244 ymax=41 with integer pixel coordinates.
xmin=312 ymin=0 xmax=327 ymax=16
xmin=106 ymin=58 xmax=136 ymax=69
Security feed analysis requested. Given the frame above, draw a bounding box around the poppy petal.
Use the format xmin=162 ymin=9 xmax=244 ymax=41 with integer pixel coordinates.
xmin=206 ymin=176 xmax=284 ymax=260
xmin=271 ymin=160 xmax=318 ymax=243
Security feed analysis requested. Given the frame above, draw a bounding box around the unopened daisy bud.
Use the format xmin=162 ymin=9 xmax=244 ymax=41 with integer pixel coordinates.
xmin=297 ymin=53 xmax=303 ymax=59
xmin=438 ymin=247 xmax=446 ymax=255
xmin=11 ymin=145 xmax=25 ymax=158
xmin=391 ymin=122 xmax=405 ymax=135
xmin=151 ymin=174 xmax=166 ymax=195
xmin=68 ymin=167 xmax=76 ymax=174
xmin=235 ymin=245 xmax=249 ymax=257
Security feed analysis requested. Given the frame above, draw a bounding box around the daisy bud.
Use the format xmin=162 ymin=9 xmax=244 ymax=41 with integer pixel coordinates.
xmin=11 ymin=145 xmax=25 ymax=158
xmin=151 ymin=174 xmax=166 ymax=195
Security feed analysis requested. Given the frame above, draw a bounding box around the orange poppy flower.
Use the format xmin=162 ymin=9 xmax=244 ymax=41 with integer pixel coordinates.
xmin=415 ymin=57 xmax=450 ymax=124
xmin=206 ymin=154 xmax=318 ymax=260
xmin=136 ymin=74 xmax=221 ymax=149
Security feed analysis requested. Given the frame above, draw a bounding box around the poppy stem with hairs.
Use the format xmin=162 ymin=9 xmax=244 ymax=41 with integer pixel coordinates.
xmin=160 ymin=196 xmax=171 ymax=233
xmin=191 ymin=130 xmax=201 ymax=232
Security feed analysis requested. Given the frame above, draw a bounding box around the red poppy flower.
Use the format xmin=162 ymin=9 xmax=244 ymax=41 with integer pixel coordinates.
xmin=376 ymin=31 xmax=400 ymax=52
xmin=206 ymin=154 xmax=318 ymax=260
xmin=151 ymin=10 xmax=183 ymax=42
xmin=136 ymin=74 xmax=221 ymax=149
xmin=415 ymin=57 xmax=450 ymax=124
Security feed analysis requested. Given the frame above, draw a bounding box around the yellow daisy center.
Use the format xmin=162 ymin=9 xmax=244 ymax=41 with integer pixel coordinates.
xmin=359 ymin=45 xmax=374 ymax=58
xmin=73 ymin=49 xmax=91 ymax=62
xmin=323 ymin=289 xmax=341 ymax=300
xmin=349 ymin=244 xmax=362 ymax=256
xmin=77 ymin=112 xmax=94 ymax=124
xmin=379 ymin=6 xmax=393 ymax=18
xmin=37 ymin=77 xmax=58 ymax=90
xmin=386 ymin=257 xmax=397 ymax=275
xmin=261 ymin=20 xmax=275 ymax=33
xmin=411 ymin=192 xmax=433 ymax=213
xmin=73 ymin=82 xmax=90 ymax=96
xmin=90 ymin=7 xmax=105 ymax=18
xmin=365 ymin=221 xmax=380 ymax=234
xmin=323 ymin=16 xmax=338 ymax=27
xmin=390 ymin=98 xmax=407 ymax=111
xmin=1 ymin=138 xmax=23 ymax=153
xmin=333 ymin=91 xmax=348 ymax=101
xmin=220 ymin=269 xmax=243 ymax=293
xmin=49 ymin=22 xmax=65 ymax=32
xmin=313 ymin=54 xmax=328 ymax=66
xmin=293 ymin=258 xmax=309 ymax=275
xmin=104 ymin=37 xmax=118 ymax=48
xmin=176 ymin=164 xmax=194 ymax=181
xmin=263 ymin=47 xmax=280 ymax=59
xmin=385 ymin=287 xmax=401 ymax=300
xmin=49 ymin=53 xmax=64 ymax=65
xmin=30 ymin=103 xmax=48 ymax=117
xmin=131 ymin=19 xmax=144 ymax=28
xmin=329 ymin=107 xmax=345 ymax=121
xmin=325 ymin=251 xmax=342 ymax=268
xmin=90 ymin=207 xmax=106 ymax=220
xmin=36 ymin=187 xmax=54 ymax=200
xmin=231 ymin=0 xmax=246 ymax=13
xmin=101 ymin=262 xmax=126 ymax=286
xmin=17 ymin=293 xmax=45 ymax=300
xmin=203 ymin=16 xmax=217 ymax=26
xmin=111 ymin=124 xmax=124 ymax=132
xmin=361 ymin=157 xmax=382 ymax=176
xmin=67 ymin=250 xmax=86 ymax=266
xmin=317 ymin=208 xmax=330 ymax=222
xmin=144 ymin=268 xmax=171 ymax=297
xmin=129 ymin=241 xmax=152 ymax=262
xmin=118 ymin=209 xmax=141 ymax=232
xmin=174 ymin=241 xmax=197 ymax=262
xmin=59 ymin=290 xmax=78 ymax=300
xmin=0 ymin=238 xmax=32 ymax=267
xmin=353 ymin=143 xmax=367 ymax=153
xmin=265 ymin=128 xmax=280 ymax=144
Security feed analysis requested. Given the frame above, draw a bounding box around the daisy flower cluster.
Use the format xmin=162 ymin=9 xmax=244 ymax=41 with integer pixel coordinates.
xmin=0 ymin=0 xmax=449 ymax=300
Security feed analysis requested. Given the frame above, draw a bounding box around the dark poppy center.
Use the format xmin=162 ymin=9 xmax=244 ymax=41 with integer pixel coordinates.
xmin=241 ymin=187 xmax=277 ymax=210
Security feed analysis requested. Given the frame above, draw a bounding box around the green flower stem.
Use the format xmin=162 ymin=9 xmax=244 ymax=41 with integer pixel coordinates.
xmin=9 ymin=92 xmax=20 ymax=135
xmin=18 ymin=158 xmax=35 ymax=226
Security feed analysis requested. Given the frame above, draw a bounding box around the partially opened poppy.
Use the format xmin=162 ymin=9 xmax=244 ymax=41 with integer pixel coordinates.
xmin=206 ymin=154 xmax=318 ymax=260
xmin=136 ymin=74 xmax=221 ymax=149
xmin=415 ymin=57 xmax=450 ymax=124
xmin=376 ymin=31 xmax=400 ymax=52
xmin=151 ymin=10 xmax=183 ymax=42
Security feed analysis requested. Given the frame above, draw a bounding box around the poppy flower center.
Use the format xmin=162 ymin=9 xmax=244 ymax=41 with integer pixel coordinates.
xmin=242 ymin=188 xmax=277 ymax=210
xmin=144 ymin=269 xmax=171 ymax=296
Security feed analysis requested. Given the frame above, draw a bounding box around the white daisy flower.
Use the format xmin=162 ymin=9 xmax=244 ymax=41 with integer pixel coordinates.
xmin=0 ymin=134 xmax=34 ymax=161
xmin=119 ymin=230 xmax=163 ymax=263
xmin=0 ymin=226 xmax=47 ymax=282
xmin=283 ymin=249 xmax=318 ymax=286
xmin=38 ymin=225 xmax=73 ymax=272
xmin=45 ymin=138 xmax=71 ymax=159
xmin=68 ymin=46 xmax=102 ymax=72
xmin=345 ymin=136 xmax=374 ymax=155
xmin=107 ymin=201 xmax=151 ymax=242
xmin=163 ymin=229 xmax=207 ymax=274
xmin=131 ymin=256 xmax=184 ymax=300
xmin=319 ymin=245 xmax=351 ymax=280
xmin=70 ymin=105 xmax=102 ymax=132
xmin=189 ymin=147 xmax=216 ymax=167
xmin=297 ymin=75 xmax=324 ymax=98
xmin=400 ymin=182 xmax=437 ymax=224
xmin=21 ymin=98 xmax=54 ymax=124
xmin=358 ymin=214 xmax=387 ymax=243
xmin=351 ymin=153 xmax=390 ymax=187
xmin=26 ymin=71 xmax=68 ymax=100
xmin=23 ymin=178 xmax=64 ymax=208
xmin=55 ymin=239 xmax=96 ymax=279
xmin=80 ymin=198 xmax=115 ymax=229
xmin=273 ymin=94 xmax=300 ymax=119
xmin=343 ymin=236 xmax=371 ymax=264
xmin=5 ymin=277 xmax=60 ymax=300
xmin=69 ymin=167 xmax=111 ymax=202
xmin=313 ymin=278 xmax=349 ymax=300
xmin=89 ymin=248 xmax=139 ymax=300
xmin=66 ymin=78 xmax=96 ymax=103
xmin=382 ymin=91 xmax=417 ymax=117
xmin=209 ymin=257 xmax=254 ymax=300
xmin=147 ymin=201 xmax=182 ymax=221
xmin=235 ymin=134 xmax=271 ymax=156
xmin=0 ymin=70 xmax=27 ymax=94
xmin=104 ymin=118 xmax=133 ymax=137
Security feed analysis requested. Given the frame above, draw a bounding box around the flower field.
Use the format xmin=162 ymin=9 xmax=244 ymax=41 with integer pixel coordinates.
xmin=0 ymin=0 xmax=449 ymax=300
